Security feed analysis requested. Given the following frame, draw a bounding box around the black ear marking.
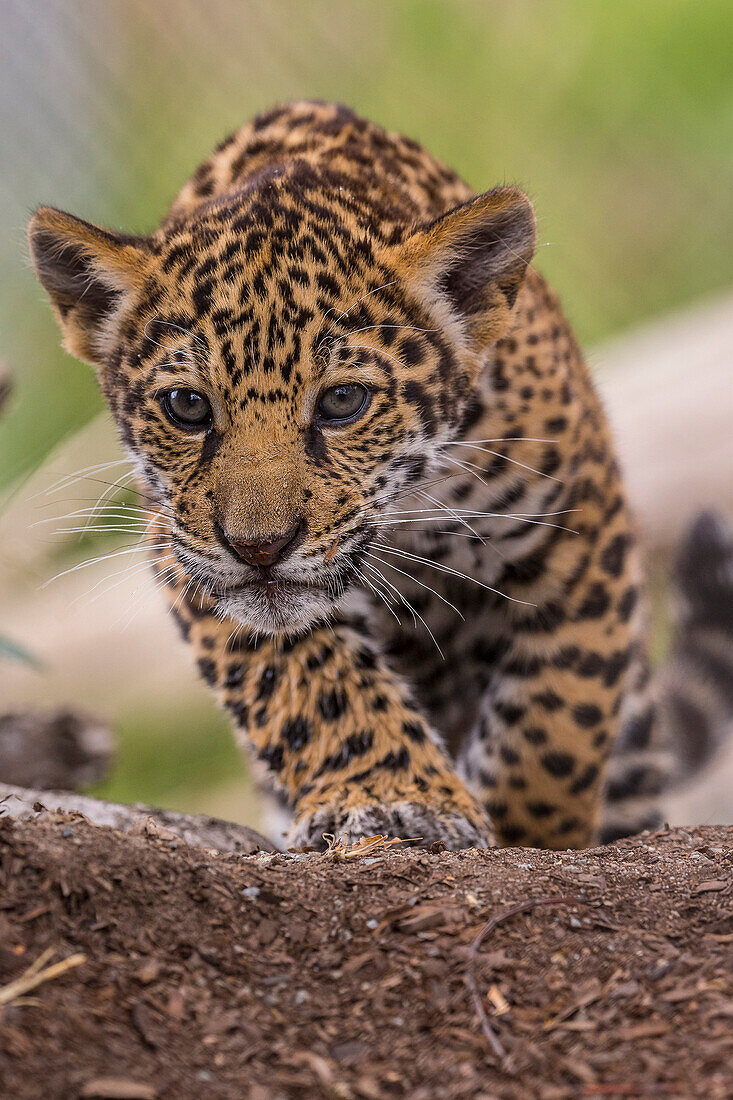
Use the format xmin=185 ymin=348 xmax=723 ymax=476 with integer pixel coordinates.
xmin=30 ymin=227 xmax=121 ymax=322
xmin=392 ymin=186 xmax=536 ymax=348
xmin=28 ymin=207 xmax=151 ymax=366
xmin=437 ymin=199 xmax=536 ymax=316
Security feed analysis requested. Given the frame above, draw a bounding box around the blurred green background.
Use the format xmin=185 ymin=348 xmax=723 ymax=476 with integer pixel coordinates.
xmin=1 ymin=0 xmax=732 ymax=820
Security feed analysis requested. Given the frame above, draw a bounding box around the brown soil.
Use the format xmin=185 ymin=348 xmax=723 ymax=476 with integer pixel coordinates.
xmin=0 ymin=815 xmax=731 ymax=1099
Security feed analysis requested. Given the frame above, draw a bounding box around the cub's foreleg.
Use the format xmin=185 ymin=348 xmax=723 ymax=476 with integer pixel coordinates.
xmin=156 ymin=549 xmax=491 ymax=850
xmin=463 ymin=510 xmax=646 ymax=849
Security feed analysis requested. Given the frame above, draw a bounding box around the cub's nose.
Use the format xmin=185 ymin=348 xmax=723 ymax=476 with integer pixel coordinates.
xmin=217 ymin=518 xmax=305 ymax=570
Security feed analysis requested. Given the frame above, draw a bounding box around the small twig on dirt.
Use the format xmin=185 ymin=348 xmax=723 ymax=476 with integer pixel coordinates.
xmin=0 ymin=948 xmax=86 ymax=1007
xmin=465 ymin=894 xmax=585 ymax=1061
xmin=321 ymin=832 xmax=422 ymax=860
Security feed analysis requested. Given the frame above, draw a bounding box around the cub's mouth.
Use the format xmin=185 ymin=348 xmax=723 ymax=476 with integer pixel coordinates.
xmin=211 ymin=575 xmax=341 ymax=636
xmin=212 ymin=577 xmax=319 ymax=596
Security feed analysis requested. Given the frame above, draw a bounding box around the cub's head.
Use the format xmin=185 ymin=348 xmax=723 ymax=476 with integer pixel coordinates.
xmin=29 ymin=170 xmax=535 ymax=635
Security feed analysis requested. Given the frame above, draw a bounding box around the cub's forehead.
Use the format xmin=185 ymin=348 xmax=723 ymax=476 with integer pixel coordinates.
xmin=140 ymin=206 xmax=405 ymax=391
xmin=150 ymin=212 xmax=374 ymax=349
xmin=130 ymin=172 xmax=426 ymax=401
xmin=155 ymin=173 xmax=381 ymax=293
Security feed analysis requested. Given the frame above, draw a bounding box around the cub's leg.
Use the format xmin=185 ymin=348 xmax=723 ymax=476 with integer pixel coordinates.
xmin=462 ymin=503 xmax=650 ymax=849
xmin=158 ymin=553 xmax=491 ymax=850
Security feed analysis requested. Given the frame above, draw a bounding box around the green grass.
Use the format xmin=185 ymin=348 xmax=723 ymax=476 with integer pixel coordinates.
xmin=92 ymin=700 xmax=247 ymax=812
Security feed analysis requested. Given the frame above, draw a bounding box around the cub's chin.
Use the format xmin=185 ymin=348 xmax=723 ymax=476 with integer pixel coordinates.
xmin=215 ymin=582 xmax=337 ymax=638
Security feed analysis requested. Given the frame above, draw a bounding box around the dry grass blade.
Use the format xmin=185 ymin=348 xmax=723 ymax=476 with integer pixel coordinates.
xmin=321 ymin=832 xmax=422 ymax=860
xmin=0 ymin=948 xmax=86 ymax=1007
xmin=80 ymin=1079 xmax=157 ymax=1100
xmin=488 ymin=984 xmax=510 ymax=1016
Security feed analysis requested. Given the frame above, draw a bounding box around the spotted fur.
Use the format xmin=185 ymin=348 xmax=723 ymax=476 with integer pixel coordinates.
xmin=29 ymin=100 xmax=719 ymax=851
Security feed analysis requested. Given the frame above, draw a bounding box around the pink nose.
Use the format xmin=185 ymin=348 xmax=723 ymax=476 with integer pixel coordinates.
xmin=218 ymin=519 xmax=305 ymax=569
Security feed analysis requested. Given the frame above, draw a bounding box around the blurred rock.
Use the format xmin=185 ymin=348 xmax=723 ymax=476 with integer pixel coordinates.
xmin=0 ymin=708 xmax=115 ymax=790
xmin=0 ymin=368 xmax=11 ymax=415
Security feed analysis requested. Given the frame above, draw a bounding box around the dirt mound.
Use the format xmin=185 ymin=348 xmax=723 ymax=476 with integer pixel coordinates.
xmin=0 ymin=815 xmax=731 ymax=1099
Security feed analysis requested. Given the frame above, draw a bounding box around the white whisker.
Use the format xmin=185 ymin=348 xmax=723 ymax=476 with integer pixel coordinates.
xmin=333 ymin=343 xmax=406 ymax=370
xmin=36 ymin=459 xmax=131 ymax=500
xmin=374 ymin=515 xmax=577 ymax=533
xmin=373 ymin=540 xmax=535 ymax=607
xmin=336 ymin=322 xmax=437 ymax=339
xmin=148 ymin=319 xmax=208 ymax=351
xmin=32 ymin=504 xmax=157 ymax=528
xmin=319 ymin=279 xmax=398 ymax=342
xmin=416 ymin=487 xmax=487 ymax=546
xmin=363 ymin=561 xmax=444 ymax=659
xmin=380 ymin=506 xmax=577 ymax=520
xmin=71 ymin=556 xmax=164 ymax=607
xmin=42 ymin=542 xmax=171 ymax=588
xmin=53 ymin=525 xmax=158 ymax=536
xmin=443 ymin=447 xmax=562 ymax=484
xmin=353 ymin=564 xmax=402 ymax=626
xmin=80 ymin=469 xmax=139 ymax=534
xmin=362 ymin=561 xmax=415 ymax=625
xmin=443 ymin=437 xmax=557 ymax=446
xmin=364 ymin=550 xmax=464 ymax=619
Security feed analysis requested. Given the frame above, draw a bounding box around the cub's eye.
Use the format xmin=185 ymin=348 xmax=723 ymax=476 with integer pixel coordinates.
xmin=317 ymin=383 xmax=370 ymax=424
xmin=160 ymin=388 xmax=213 ymax=431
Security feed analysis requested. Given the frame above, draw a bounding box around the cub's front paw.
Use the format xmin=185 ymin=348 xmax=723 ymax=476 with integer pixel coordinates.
xmin=288 ymin=797 xmax=492 ymax=852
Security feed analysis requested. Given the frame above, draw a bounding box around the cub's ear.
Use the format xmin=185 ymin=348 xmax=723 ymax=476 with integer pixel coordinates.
xmin=28 ymin=207 xmax=151 ymax=367
xmin=390 ymin=186 xmax=536 ymax=349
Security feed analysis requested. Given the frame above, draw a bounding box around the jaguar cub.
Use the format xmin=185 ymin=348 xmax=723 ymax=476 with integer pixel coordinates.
xmin=30 ymin=101 xmax=684 ymax=850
